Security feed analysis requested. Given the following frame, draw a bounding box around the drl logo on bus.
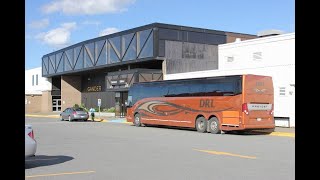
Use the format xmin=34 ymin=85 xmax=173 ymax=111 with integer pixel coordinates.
xmin=200 ymin=99 xmax=213 ymax=108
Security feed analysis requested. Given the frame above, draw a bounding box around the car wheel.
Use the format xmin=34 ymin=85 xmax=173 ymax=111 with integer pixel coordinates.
xmin=208 ymin=117 xmax=221 ymax=134
xmin=60 ymin=115 xmax=64 ymax=121
xmin=134 ymin=113 xmax=142 ymax=127
xmin=68 ymin=116 xmax=72 ymax=122
xmin=196 ymin=117 xmax=207 ymax=133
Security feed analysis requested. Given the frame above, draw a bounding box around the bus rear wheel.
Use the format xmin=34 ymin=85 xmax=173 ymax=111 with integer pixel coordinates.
xmin=134 ymin=114 xmax=142 ymax=127
xmin=208 ymin=117 xmax=221 ymax=134
xmin=196 ymin=117 xmax=207 ymax=133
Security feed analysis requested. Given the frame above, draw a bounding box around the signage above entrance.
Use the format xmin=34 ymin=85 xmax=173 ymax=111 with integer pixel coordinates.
xmin=87 ymin=85 xmax=102 ymax=92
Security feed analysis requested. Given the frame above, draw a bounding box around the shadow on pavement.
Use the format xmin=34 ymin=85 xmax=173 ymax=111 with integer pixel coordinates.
xmin=132 ymin=124 xmax=275 ymax=135
xmin=25 ymin=155 xmax=73 ymax=169
xmin=223 ymin=130 xmax=273 ymax=136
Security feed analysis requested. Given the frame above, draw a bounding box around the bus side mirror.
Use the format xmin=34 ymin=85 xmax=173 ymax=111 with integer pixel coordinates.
xmin=125 ymin=101 xmax=129 ymax=107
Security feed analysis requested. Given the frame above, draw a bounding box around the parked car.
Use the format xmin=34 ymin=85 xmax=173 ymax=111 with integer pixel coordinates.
xmin=25 ymin=125 xmax=37 ymax=158
xmin=60 ymin=107 xmax=89 ymax=121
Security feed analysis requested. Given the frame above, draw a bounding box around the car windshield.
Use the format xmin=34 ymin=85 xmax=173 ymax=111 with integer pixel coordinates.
xmin=74 ymin=108 xmax=85 ymax=111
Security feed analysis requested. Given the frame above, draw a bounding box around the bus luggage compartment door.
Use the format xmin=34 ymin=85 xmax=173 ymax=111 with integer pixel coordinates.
xmin=221 ymin=111 xmax=240 ymax=127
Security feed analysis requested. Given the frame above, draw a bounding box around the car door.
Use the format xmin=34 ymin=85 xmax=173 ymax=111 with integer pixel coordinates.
xmin=62 ymin=108 xmax=69 ymax=119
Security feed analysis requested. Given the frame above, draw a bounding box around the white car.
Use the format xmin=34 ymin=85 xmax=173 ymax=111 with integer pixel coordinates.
xmin=25 ymin=125 xmax=37 ymax=157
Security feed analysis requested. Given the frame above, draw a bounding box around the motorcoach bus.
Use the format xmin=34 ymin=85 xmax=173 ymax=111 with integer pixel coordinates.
xmin=126 ymin=74 xmax=275 ymax=134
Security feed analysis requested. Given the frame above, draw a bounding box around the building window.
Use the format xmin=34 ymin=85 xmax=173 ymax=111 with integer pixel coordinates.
xmin=36 ymin=74 xmax=38 ymax=85
xmin=32 ymin=75 xmax=34 ymax=86
xmin=279 ymin=87 xmax=286 ymax=96
xmin=227 ymin=56 xmax=234 ymax=62
xmin=253 ymin=52 xmax=262 ymax=61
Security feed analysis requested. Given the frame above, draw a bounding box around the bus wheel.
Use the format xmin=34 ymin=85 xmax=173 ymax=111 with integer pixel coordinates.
xmin=196 ymin=117 xmax=207 ymax=133
xmin=208 ymin=117 xmax=221 ymax=134
xmin=134 ymin=114 xmax=142 ymax=127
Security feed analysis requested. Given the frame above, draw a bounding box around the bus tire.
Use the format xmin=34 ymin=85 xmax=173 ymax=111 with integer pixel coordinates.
xmin=208 ymin=117 xmax=221 ymax=134
xmin=134 ymin=114 xmax=142 ymax=127
xmin=196 ymin=117 xmax=207 ymax=133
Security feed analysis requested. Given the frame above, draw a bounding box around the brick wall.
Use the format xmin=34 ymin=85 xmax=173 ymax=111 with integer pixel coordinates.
xmin=25 ymin=94 xmax=42 ymax=113
xmin=61 ymin=76 xmax=82 ymax=110
xmin=41 ymin=91 xmax=52 ymax=112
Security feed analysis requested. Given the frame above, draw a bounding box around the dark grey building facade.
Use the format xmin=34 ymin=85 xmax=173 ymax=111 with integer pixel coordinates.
xmin=42 ymin=23 xmax=256 ymax=116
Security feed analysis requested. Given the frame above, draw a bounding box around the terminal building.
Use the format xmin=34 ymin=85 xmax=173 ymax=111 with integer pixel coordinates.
xmin=38 ymin=23 xmax=256 ymax=117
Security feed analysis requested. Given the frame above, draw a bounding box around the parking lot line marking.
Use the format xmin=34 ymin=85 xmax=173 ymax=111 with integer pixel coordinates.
xmin=26 ymin=170 xmax=95 ymax=178
xmin=269 ymin=132 xmax=295 ymax=137
xmin=194 ymin=149 xmax=257 ymax=159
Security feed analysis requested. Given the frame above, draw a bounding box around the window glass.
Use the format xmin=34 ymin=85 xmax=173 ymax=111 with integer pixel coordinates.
xmin=127 ymin=95 xmax=133 ymax=106
xmin=139 ymin=29 xmax=152 ymax=52
xmin=123 ymin=34 xmax=137 ymax=61
xmin=253 ymin=52 xmax=262 ymax=61
xmin=279 ymin=87 xmax=286 ymax=96
xmin=129 ymin=76 xmax=242 ymax=105
xmin=36 ymin=74 xmax=38 ymax=85
xmin=64 ymin=53 xmax=72 ymax=71
xmin=122 ymin=33 xmax=134 ymax=57
xmin=109 ymin=43 xmax=120 ymax=63
xmin=95 ymin=40 xmax=106 ymax=65
xmin=42 ymin=57 xmax=49 ymax=75
xmin=130 ymin=83 xmax=168 ymax=105
xmin=109 ymin=36 xmax=121 ymax=58
xmin=32 ymin=75 xmax=34 ymax=86
xmin=84 ymin=47 xmax=94 ymax=68
xmin=74 ymin=47 xmax=84 ymax=70
xmin=65 ymin=49 xmax=74 ymax=67
xmin=85 ymin=42 xmax=95 ymax=64
xmin=158 ymin=28 xmax=179 ymax=40
xmin=56 ymin=52 xmax=64 ymax=73
xmin=48 ymin=56 xmax=55 ymax=74
xmin=167 ymin=83 xmax=206 ymax=97
xmin=138 ymin=31 xmax=153 ymax=58
xmin=96 ymin=41 xmax=107 ymax=66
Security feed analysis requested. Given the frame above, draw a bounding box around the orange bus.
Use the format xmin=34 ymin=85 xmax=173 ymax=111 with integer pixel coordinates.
xmin=126 ymin=74 xmax=275 ymax=134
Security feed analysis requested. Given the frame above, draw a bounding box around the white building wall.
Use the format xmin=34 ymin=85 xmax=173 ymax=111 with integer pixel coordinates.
xmin=25 ymin=67 xmax=52 ymax=94
xmin=165 ymin=33 xmax=295 ymax=127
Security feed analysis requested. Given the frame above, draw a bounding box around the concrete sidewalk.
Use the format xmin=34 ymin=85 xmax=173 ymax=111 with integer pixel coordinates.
xmin=274 ymin=127 xmax=295 ymax=133
xmin=25 ymin=112 xmax=127 ymax=123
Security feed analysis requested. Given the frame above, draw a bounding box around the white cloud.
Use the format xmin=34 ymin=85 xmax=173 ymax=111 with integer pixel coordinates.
xmin=29 ymin=19 xmax=50 ymax=29
xmin=42 ymin=0 xmax=135 ymax=15
xmin=99 ymin=27 xmax=119 ymax=36
xmin=82 ymin=20 xmax=101 ymax=26
xmin=35 ymin=22 xmax=77 ymax=48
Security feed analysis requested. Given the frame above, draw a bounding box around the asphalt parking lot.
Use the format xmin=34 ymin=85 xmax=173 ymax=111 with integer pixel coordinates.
xmin=25 ymin=116 xmax=295 ymax=180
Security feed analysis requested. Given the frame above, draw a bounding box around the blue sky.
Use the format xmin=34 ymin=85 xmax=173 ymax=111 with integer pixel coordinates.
xmin=25 ymin=0 xmax=295 ymax=70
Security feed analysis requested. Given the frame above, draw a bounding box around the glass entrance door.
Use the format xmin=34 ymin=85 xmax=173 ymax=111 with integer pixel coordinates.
xmin=115 ymin=92 xmax=128 ymax=118
xmin=120 ymin=92 xmax=128 ymax=117
xmin=52 ymin=99 xmax=61 ymax=112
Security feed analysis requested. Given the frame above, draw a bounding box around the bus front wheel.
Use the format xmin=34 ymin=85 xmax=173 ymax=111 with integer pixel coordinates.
xmin=196 ymin=117 xmax=207 ymax=133
xmin=208 ymin=117 xmax=221 ymax=134
xmin=134 ymin=114 xmax=142 ymax=127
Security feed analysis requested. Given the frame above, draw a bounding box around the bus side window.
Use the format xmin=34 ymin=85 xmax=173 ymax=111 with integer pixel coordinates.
xmin=126 ymin=96 xmax=133 ymax=107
